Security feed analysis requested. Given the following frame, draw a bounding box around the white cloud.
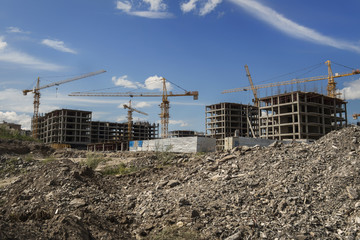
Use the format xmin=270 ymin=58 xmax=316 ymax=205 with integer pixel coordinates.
xmin=41 ymin=39 xmax=77 ymax=54
xmin=116 ymin=115 xmax=128 ymax=122
xmin=228 ymin=0 xmax=360 ymax=53
xmin=117 ymin=1 xmax=132 ymax=12
xmin=6 ymin=27 xmax=30 ymax=34
xmin=181 ymin=0 xmax=222 ymax=15
xmin=116 ymin=0 xmax=173 ymax=19
xmin=0 ymin=111 xmax=32 ymax=130
xmin=0 ymin=36 xmax=7 ymax=50
xmin=200 ymin=0 xmax=222 ymax=16
xmin=112 ymin=75 xmax=172 ymax=91
xmin=181 ymin=0 xmax=200 ymax=13
xmin=144 ymin=0 xmax=166 ymax=11
xmin=112 ymin=75 xmax=143 ymax=89
xmin=169 ymin=119 xmax=189 ymax=127
xmin=340 ymin=78 xmax=360 ymax=100
xmin=144 ymin=75 xmax=172 ymax=90
xmin=134 ymin=101 xmax=152 ymax=108
xmin=129 ymin=11 xmax=173 ymax=19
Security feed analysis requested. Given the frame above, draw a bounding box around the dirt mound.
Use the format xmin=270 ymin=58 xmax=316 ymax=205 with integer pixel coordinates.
xmin=0 ymin=139 xmax=53 ymax=156
xmin=0 ymin=126 xmax=359 ymax=239
xmin=0 ymin=159 xmax=132 ymax=240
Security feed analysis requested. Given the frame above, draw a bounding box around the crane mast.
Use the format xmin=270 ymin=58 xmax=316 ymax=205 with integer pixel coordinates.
xmin=23 ymin=69 xmax=106 ymax=138
xmin=160 ymin=78 xmax=170 ymax=138
xmin=244 ymin=65 xmax=259 ymax=107
xmin=123 ymin=100 xmax=148 ymax=141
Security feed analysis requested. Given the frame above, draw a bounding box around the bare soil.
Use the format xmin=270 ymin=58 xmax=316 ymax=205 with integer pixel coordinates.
xmin=1 ymin=126 xmax=360 ymax=239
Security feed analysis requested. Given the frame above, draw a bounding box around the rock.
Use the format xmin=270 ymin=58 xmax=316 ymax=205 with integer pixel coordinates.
xmin=224 ymin=231 xmax=243 ymax=240
xmin=69 ymin=198 xmax=86 ymax=208
xmin=191 ymin=209 xmax=200 ymax=219
xmin=167 ymin=180 xmax=180 ymax=188
xmin=179 ymin=198 xmax=191 ymax=207
xmin=218 ymin=155 xmax=236 ymax=163
xmin=346 ymin=186 xmax=358 ymax=200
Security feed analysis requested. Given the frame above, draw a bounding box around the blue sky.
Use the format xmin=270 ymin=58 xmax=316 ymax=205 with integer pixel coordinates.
xmin=1 ymin=0 xmax=360 ymax=132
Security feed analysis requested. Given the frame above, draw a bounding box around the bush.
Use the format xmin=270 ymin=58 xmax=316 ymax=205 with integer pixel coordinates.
xmin=101 ymin=163 xmax=137 ymax=175
xmin=155 ymin=144 xmax=175 ymax=166
xmin=84 ymin=153 xmax=105 ymax=169
xmin=0 ymin=126 xmax=35 ymax=141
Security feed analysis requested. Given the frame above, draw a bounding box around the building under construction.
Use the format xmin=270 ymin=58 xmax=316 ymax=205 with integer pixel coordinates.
xmin=206 ymin=91 xmax=347 ymax=150
xmin=258 ymin=91 xmax=347 ymax=140
xmin=37 ymin=109 xmax=158 ymax=148
xmin=205 ymin=103 xmax=259 ymax=151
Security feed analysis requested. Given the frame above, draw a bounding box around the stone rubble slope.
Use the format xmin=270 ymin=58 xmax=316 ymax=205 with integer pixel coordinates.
xmin=0 ymin=126 xmax=359 ymax=239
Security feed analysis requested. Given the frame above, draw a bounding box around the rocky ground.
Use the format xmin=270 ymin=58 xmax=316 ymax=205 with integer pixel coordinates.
xmin=0 ymin=126 xmax=360 ymax=239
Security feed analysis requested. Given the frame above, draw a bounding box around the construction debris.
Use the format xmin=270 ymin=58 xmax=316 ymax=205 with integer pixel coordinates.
xmin=0 ymin=126 xmax=359 ymax=239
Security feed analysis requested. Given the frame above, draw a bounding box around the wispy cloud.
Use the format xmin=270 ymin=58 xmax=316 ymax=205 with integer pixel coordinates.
xmin=200 ymin=0 xmax=222 ymax=16
xmin=116 ymin=0 xmax=174 ymax=19
xmin=340 ymin=78 xmax=360 ymax=100
xmin=228 ymin=0 xmax=360 ymax=53
xmin=6 ymin=26 xmax=30 ymax=34
xmin=41 ymin=39 xmax=77 ymax=54
xmin=0 ymin=37 xmax=64 ymax=71
xmin=169 ymin=119 xmax=189 ymax=127
xmin=180 ymin=0 xmax=222 ymax=16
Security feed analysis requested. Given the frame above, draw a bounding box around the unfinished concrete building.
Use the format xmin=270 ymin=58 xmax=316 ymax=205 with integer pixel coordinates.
xmin=37 ymin=109 xmax=159 ymax=149
xmin=90 ymin=121 xmax=158 ymax=143
xmin=38 ymin=109 xmax=92 ymax=147
xmin=169 ymin=130 xmax=205 ymax=138
xmin=258 ymin=91 xmax=347 ymax=140
xmin=206 ymin=103 xmax=259 ymax=151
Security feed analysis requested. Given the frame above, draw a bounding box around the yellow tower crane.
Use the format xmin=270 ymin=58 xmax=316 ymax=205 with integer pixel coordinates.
xmin=353 ymin=114 xmax=360 ymax=120
xmin=123 ymin=100 xmax=148 ymax=141
xmin=69 ymin=77 xmax=199 ymax=139
xmin=222 ymin=60 xmax=360 ymax=99
xmin=23 ymin=69 xmax=106 ymax=138
xmin=244 ymin=64 xmax=259 ymax=107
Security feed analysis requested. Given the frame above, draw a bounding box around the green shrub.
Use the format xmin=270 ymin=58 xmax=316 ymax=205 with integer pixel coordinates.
xmin=42 ymin=156 xmax=56 ymax=164
xmin=0 ymin=126 xmax=36 ymax=141
xmin=155 ymin=144 xmax=175 ymax=166
xmin=101 ymin=163 xmax=137 ymax=175
xmin=84 ymin=153 xmax=105 ymax=169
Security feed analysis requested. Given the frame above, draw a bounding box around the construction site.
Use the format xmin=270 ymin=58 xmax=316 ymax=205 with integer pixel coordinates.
xmin=19 ymin=60 xmax=360 ymax=152
xmin=206 ymin=61 xmax=360 ymax=150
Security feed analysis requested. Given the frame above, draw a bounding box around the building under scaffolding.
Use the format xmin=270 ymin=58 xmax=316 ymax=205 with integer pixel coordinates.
xmin=205 ymin=103 xmax=259 ymax=151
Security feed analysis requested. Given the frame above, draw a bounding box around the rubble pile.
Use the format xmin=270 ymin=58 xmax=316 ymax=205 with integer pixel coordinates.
xmin=0 ymin=126 xmax=359 ymax=239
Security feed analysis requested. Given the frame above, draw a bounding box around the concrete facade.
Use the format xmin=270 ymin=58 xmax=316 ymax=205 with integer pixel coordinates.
xmin=38 ymin=109 xmax=92 ymax=146
xmin=258 ymin=91 xmax=347 ymax=140
xmin=90 ymin=121 xmax=158 ymax=143
xmin=37 ymin=109 xmax=159 ymax=148
xmin=205 ymin=103 xmax=259 ymax=151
